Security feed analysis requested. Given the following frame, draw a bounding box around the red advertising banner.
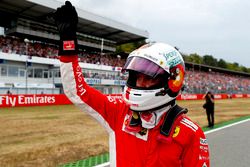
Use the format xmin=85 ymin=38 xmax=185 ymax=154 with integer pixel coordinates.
xmin=0 ymin=93 xmax=249 ymax=108
xmin=176 ymin=94 xmax=230 ymax=100
xmin=0 ymin=94 xmax=72 ymax=107
xmin=176 ymin=93 xmax=250 ymax=100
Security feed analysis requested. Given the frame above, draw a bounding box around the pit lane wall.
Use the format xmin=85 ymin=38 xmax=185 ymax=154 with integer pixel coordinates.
xmin=0 ymin=93 xmax=250 ymax=107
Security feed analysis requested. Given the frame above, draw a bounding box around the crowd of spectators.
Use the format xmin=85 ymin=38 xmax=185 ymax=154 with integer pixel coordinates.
xmin=185 ymin=70 xmax=250 ymax=94
xmin=1 ymin=35 xmax=250 ymax=94
xmin=79 ymin=53 xmax=125 ymax=67
xmin=0 ymin=35 xmax=125 ymax=67
xmin=0 ymin=35 xmax=58 ymax=59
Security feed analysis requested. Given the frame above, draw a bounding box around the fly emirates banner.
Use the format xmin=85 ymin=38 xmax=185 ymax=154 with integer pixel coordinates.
xmin=0 ymin=94 xmax=72 ymax=107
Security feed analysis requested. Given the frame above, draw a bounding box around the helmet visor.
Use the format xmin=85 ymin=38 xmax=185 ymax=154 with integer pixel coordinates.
xmin=122 ymin=56 xmax=166 ymax=78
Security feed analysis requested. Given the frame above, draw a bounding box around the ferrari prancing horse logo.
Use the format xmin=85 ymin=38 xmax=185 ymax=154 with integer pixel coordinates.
xmin=172 ymin=126 xmax=180 ymax=138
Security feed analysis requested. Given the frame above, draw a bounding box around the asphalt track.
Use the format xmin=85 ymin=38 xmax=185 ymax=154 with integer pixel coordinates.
xmin=205 ymin=119 xmax=250 ymax=167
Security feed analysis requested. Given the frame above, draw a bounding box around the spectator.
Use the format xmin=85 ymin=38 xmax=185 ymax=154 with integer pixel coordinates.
xmin=203 ymin=91 xmax=215 ymax=128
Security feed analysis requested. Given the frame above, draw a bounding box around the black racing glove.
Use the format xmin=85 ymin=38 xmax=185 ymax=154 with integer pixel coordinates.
xmin=54 ymin=1 xmax=78 ymax=55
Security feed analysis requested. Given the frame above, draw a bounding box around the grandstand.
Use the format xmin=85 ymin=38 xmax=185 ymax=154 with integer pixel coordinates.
xmin=184 ymin=63 xmax=250 ymax=94
xmin=0 ymin=0 xmax=250 ymax=95
xmin=0 ymin=0 xmax=148 ymax=94
xmin=1 ymin=33 xmax=250 ymax=95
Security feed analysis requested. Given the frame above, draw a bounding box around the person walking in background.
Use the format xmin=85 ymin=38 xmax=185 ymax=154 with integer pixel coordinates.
xmin=203 ymin=91 xmax=215 ymax=128
xmin=54 ymin=1 xmax=210 ymax=166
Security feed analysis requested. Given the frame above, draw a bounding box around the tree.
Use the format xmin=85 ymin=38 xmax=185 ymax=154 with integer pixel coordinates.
xmin=203 ymin=55 xmax=218 ymax=66
xmin=189 ymin=53 xmax=203 ymax=64
xmin=116 ymin=40 xmax=146 ymax=54
xmin=226 ymin=63 xmax=241 ymax=71
xmin=217 ymin=59 xmax=227 ymax=68
xmin=240 ymin=66 xmax=248 ymax=73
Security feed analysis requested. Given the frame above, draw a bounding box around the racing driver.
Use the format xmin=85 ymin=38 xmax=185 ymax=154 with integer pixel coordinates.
xmin=55 ymin=1 xmax=210 ymax=167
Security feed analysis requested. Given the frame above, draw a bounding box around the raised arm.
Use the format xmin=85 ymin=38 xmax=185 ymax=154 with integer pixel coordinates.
xmin=54 ymin=1 xmax=123 ymax=130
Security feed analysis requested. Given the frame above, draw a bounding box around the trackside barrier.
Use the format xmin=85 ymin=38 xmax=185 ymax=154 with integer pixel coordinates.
xmin=0 ymin=94 xmax=72 ymax=107
xmin=176 ymin=93 xmax=250 ymax=100
xmin=1 ymin=93 xmax=249 ymax=107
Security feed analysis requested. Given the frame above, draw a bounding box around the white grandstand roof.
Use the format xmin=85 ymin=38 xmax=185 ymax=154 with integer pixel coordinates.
xmin=0 ymin=0 xmax=149 ymax=44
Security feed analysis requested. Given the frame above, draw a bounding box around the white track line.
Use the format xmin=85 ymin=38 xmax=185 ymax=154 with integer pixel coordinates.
xmin=205 ymin=118 xmax=250 ymax=134
xmin=94 ymin=162 xmax=110 ymax=167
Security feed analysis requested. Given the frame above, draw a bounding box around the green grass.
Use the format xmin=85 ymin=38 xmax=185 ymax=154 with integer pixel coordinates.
xmin=61 ymin=153 xmax=109 ymax=167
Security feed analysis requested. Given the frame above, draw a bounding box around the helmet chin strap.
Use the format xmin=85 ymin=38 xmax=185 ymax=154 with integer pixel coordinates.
xmin=155 ymin=88 xmax=168 ymax=96
xmin=155 ymin=86 xmax=179 ymax=98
